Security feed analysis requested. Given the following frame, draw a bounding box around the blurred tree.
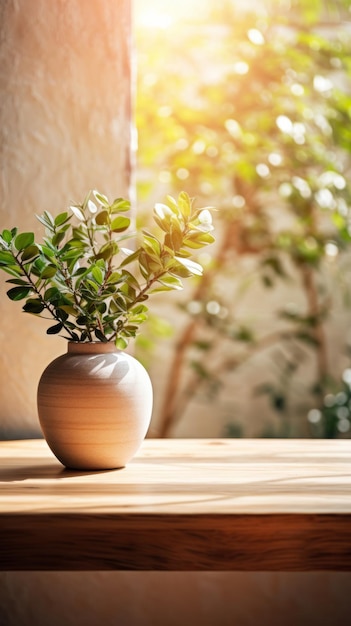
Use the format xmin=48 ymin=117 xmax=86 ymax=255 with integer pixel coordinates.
xmin=135 ymin=0 xmax=351 ymax=438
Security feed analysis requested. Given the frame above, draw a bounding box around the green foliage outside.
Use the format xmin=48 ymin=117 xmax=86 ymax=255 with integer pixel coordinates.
xmin=135 ymin=0 xmax=351 ymax=438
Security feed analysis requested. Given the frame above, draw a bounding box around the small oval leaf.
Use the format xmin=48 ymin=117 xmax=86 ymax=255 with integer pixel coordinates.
xmin=14 ymin=232 xmax=35 ymax=251
xmin=91 ymin=265 xmax=104 ymax=284
xmin=111 ymin=216 xmax=131 ymax=233
xmin=1 ymin=229 xmax=12 ymax=244
xmin=44 ymin=287 xmax=61 ymax=302
xmin=41 ymin=265 xmax=57 ymax=279
xmin=23 ymin=299 xmax=45 ymax=314
xmin=70 ymin=206 xmax=85 ymax=221
xmin=54 ymin=212 xmax=70 ymax=226
xmin=46 ymin=322 xmax=63 ymax=335
xmin=95 ymin=210 xmax=109 ymax=225
xmin=21 ymin=245 xmax=40 ymax=262
xmin=7 ymin=286 xmax=32 ymax=300
xmin=0 ymin=250 xmax=16 ymax=265
xmin=93 ymin=190 xmax=109 ymax=206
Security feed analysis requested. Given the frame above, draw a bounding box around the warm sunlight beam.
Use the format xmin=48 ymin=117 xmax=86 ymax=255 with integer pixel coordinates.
xmin=134 ymin=0 xmax=211 ymax=28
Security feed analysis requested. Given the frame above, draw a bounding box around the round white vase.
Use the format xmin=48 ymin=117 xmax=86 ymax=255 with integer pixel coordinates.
xmin=37 ymin=342 xmax=153 ymax=470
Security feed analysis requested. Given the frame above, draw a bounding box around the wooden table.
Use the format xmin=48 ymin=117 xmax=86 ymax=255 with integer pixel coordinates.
xmin=1 ymin=438 xmax=351 ymax=571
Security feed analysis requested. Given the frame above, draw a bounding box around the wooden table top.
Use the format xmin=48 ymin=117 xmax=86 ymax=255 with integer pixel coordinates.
xmin=1 ymin=438 xmax=351 ymax=571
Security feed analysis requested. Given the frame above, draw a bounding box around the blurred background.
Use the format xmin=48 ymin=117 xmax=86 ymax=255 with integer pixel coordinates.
xmin=134 ymin=0 xmax=351 ymax=441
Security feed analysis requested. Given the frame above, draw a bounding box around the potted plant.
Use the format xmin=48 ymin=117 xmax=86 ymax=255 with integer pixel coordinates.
xmin=0 ymin=190 xmax=215 ymax=469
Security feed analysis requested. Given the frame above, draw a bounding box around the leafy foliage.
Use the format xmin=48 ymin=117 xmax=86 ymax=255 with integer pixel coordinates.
xmin=135 ymin=0 xmax=351 ymax=437
xmin=0 ymin=191 xmax=214 ymax=346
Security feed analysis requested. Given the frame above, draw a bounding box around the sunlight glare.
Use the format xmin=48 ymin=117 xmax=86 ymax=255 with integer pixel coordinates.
xmin=137 ymin=8 xmax=172 ymax=29
xmin=135 ymin=0 xmax=209 ymax=29
xmin=247 ymin=28 xmax=265 ymax=45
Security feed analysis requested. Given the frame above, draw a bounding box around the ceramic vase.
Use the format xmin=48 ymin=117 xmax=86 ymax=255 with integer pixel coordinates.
xmin=37 ymin=342 xmax=153 ymax=470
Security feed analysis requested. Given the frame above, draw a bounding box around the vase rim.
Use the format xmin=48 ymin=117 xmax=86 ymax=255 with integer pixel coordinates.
xmin=67 ymin=341 xmax=123 ymax=354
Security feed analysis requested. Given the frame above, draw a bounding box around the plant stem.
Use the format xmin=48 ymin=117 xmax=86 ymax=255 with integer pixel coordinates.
xmin=15 ymin=254 xmax=77 ymax=340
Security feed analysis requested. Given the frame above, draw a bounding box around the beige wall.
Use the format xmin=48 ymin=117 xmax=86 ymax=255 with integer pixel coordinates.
xmin=0 ymin=0 xmax=131 ymax=438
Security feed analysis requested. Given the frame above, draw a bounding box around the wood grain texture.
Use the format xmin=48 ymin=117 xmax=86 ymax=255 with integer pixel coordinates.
xmin=1 ymin=438 xmax=351 ymax=571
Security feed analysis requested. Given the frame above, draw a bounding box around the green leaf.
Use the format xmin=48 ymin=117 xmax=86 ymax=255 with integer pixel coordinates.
xmin=76 ymin=315 xmax=88 ymax=325
xmin=93 ymin=190 xmax=109 ymax=206
xmin=183 ymin=232 xmax=215 ymax=248
xmin=56 ymin=308 xmax=69 ymax=322
xmin=46 ymin=322 xmax=63 ymax=335
xmin=0 ymin=250 xmax=16 ymax=265
xmin=123 ymin=324 xmax=138 ymax=334
xmin=130 ymin=304 xmax=148 ymax=315
xmin=95 ymin=328 xmax=108 ymax=342
xmin=106 ymin=271 xmax=122 ymax=284
xmin=84 ymin=278 xmax=99 ymax=293
xmin=21 ymin=245 xmax=40 ymax=262
xmin=97 ymin=302 xmax=107 ymax=315
xmin=31 ymin=258 xmax=46 ymax=277
xmin=120 ymin=248 xmax=141 ymax=267
xmin=1 ymin=229 xmax=12 ymax=244
xmin=44 ymin=287 xmax=61 ymax=302
xmin=59 ymin=305 xmax=78 ymax=316
xmin=165 ymin=195 xmax=181 ymax=215
xmin=149 ymin=284 xmax=175 ymax=293
xmin=5 ymin=278 xmax=29 ymax=286
xmin=158 ymin=274 xmax=184 ymax=290
xmin=111 ymin=216 xmax=131 ymax=233
xmin=54 ymin=212 xmax=70 ymax=227
xmin=169 ymin=219 xmax=183 ymax=251
xmin=142 ymin=234 xmax=161 ymax=256
xmin=91 ymin=265 xmax=104 ymax=284
xmin=111 ymin=198 xmax=131 ymax=213
xmin=14 ymin=232 xmax=35 ymax=251
xmin=52 ymin=230 xmax=66 ymax=247
xmin=120 ymin=282 xmax=136 ymax=300
xmin=177 ymin=191 xmax=192 ymax=218
xmin=7 ymin=286 xmax=32 ymax=300
xmin=72 ymin=267 xmax=88 ymax=278
xmin=0 ymin=265 xmax=23 ymax=277
xmin=64 ymin=238 xmax=85 ymax=249
xmin=115 ymin=337 xmax=128 ymax=349
xmin=174 ymin=256 xmax=203 ymax=276
xmin=22 ymin=298 xmax=45 ymax=314
xmin=121 ymin=270 xmax=140 ymax=290
xmin=153 ymin=214 xmax=170 ymax=233
xmin=36 ymin=212 xmax=55 ymax=230
xmin=40 ymin=244 xmax=56 ymax=259
xmin=167 ymin=264 xmax=192 ymax=278
xmin=95 ymin=241 xmax=118 ymax=261
xmin=95 ymin=210 xmax=109 ymax=225
xmin=59 ymin=248 xmax=84 ymax=262
xmin=112 ymin=295 xmax=128 ymax=311
xmin=64 ymin=321 xmax=77 ymax=330
xmin=40 ymin=264 xmax=57 ymax=279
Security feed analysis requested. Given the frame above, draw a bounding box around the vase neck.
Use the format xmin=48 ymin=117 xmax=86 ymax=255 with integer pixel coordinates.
xmin=67 ymin=342 xmax=121 ymax=354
